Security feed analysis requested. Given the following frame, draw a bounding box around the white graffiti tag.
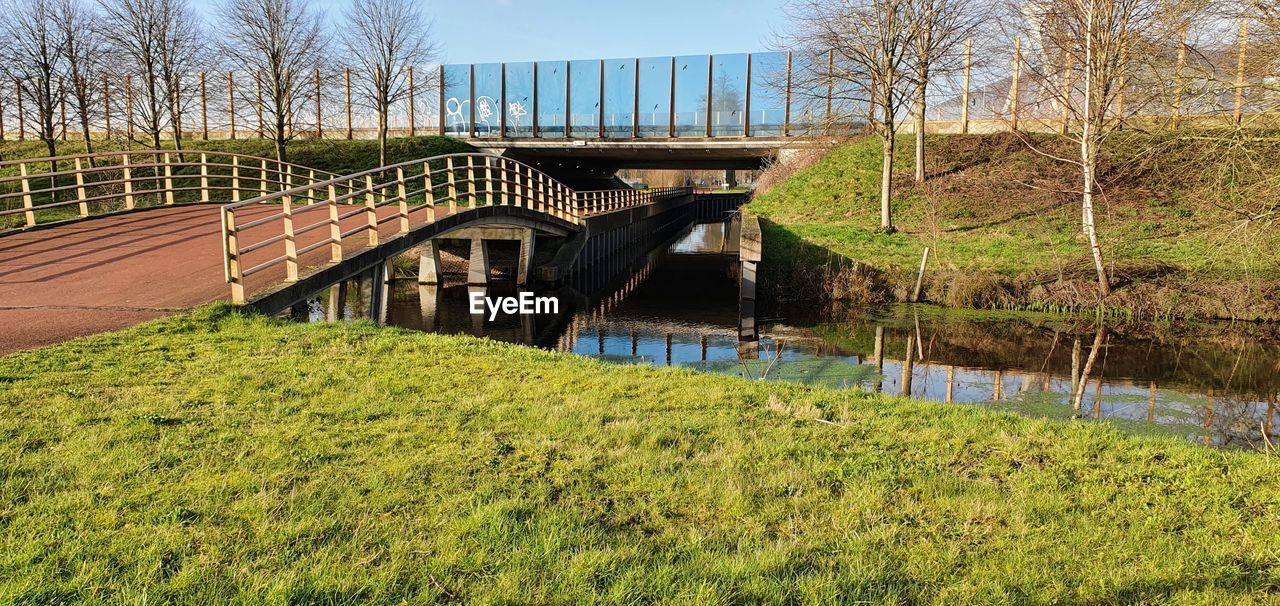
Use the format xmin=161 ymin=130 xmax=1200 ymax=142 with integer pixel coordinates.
xmin=508 ymin=101 xmax=528 ymax=130
xmin=445 ymin=96 xmax=500 ymax=131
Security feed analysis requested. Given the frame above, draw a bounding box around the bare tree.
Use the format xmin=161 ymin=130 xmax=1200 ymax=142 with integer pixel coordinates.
xmin=0 ymin=0 xmax=66 ymax=163
xmin=784 ymin=0 xmax=915 ymax=231
xmin=155 ymin=0 xmax=203 ymax=155
xmin=904 ymin=0 xmax=983 ymax=182
xmin=1013 ymin=0 xmax=1190 ymax=297
xmin=341 ymin=0 xmax=437 ymax=167
xmin=98 ymin=0 xmax=176 ymax=149
xmin=219 ymin=0 xmax=326 ymax=166
xmin=55 ymin=0 xmax=107 ymax=159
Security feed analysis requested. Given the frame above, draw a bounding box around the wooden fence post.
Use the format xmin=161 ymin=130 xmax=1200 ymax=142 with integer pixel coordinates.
xmin=961 ymin=39 xmax=971 ymax=135
xmin=59 ymin=77 xmax=67 ymax=141
xmin=1234 ymin=20 xmax=1248 ymax=125
xmin=227 ymin=72 xmax=236 ymax=139
xmin=125 ymin=76 xmax=133 ymax=140
xmin=408 ymin=65 xmax=416 ymax=137
xmin=1009 ymin=38 xmax=1022 ymax=131
xmin=314 ymin=67 xmax=323 ymax=139
xmin=283 ymin=190 xmax=298 ymax=280
xmin=231 ymin=156 xmax=241 ymax=201
xmin=199 ymin=153 xmax=210 ymax=202
xmin=16 ymin=79 xmax=25 ymax=141
xmin=784 ymin=51 xmax=792 ymax=136
xmin=255 ymin=71 xmax=264 ymax=138
xmin=328 ymin=183 xmax=342 ymax=262
xmin=73 ymin=158 xmax=87 ymax=216
xmin=102 ymin=75 xmax=111 ymax=137
xmin=1172 ymin=29 xmax=1186 ymax=131
xmin=200 ymin=72 xmax=208 ymax=139
xmin=162 ymin=152 xmax=175 ymax=205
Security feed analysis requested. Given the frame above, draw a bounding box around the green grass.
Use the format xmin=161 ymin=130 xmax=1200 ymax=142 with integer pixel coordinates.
xmin=2 ymin=306 xmax=1278 ymax=604
xmin=750 ymin=131 xmax=1280 ymax=318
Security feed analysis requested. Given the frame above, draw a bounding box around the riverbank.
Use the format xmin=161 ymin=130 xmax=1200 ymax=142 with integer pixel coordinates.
xmin=2 ymin=306 xmax=1277 ymax=603
xmin=750 ymin=131 xmax=1280 ymax=321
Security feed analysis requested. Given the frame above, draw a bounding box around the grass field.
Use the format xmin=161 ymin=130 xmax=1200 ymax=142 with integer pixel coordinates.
xmin=750 ymin=130 xmax=1280 ymax=319
xmin=2 ymin=307 xmax=1278 ymax=604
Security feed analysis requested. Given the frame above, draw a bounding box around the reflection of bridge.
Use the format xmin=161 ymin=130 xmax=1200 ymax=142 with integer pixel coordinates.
xmin=0 ymin=150 xmax=747 ymax=353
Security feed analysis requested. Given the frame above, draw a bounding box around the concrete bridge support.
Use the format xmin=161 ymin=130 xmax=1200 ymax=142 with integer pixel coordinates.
xmin=417 ymin=227 xmax=538 ymax=286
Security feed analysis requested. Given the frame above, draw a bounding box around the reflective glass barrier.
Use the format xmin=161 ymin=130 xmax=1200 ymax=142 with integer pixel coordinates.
xmin=439 ymin=51 xmax=823 ymax=138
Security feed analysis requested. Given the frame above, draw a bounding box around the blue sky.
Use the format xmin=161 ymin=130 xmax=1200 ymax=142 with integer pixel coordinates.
xmin=190 ymin=0 xmax=786 ymax=64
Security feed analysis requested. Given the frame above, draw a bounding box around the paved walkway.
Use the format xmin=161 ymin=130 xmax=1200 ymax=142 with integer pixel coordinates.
xmin=0 ymin=203 xmax=458 ymax=355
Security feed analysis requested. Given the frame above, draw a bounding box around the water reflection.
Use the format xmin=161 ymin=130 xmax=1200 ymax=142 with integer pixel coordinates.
xmin=292 ymin=222 xmax=1280 ymax=451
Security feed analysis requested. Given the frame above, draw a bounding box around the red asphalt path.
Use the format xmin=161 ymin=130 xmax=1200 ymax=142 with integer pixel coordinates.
xmin=0 ymin=203 xmax=456 ymax=355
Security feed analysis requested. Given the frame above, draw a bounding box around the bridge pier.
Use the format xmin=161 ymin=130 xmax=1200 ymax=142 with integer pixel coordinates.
xmin=467 ymin=238 xmax=491 ymax=285
xmin=418 ymin=241 xmax=443 ymax=285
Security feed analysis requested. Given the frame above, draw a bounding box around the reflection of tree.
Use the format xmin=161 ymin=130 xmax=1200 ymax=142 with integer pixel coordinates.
xmin=699 ymin=71 xmax=744 ymax=114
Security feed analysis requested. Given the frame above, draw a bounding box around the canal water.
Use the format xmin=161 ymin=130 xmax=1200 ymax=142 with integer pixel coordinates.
xmin=297 ymin=221 xmax=1280 ymax=451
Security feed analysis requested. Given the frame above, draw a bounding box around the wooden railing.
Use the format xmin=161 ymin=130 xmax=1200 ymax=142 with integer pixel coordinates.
xmin=220 ymin=152 xmax=691 ymax=303
xmin=0 ymin=150 xmax=340 ymax=230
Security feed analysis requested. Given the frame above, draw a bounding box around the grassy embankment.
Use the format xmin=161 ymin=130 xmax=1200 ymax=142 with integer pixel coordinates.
xmin=750 ymin=130 xmax=1280 ymax=321
xmin=0 ymin=137 xmax=474 ymax=228
xmin=2 ymin=306 xmax=1278 ymax=603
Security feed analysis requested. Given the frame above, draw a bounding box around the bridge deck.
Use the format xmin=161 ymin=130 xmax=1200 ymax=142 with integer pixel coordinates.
xmin=0 ymin=204 xmax=460 ymax=355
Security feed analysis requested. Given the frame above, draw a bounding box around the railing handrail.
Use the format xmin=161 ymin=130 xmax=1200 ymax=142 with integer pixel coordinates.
xmin=0 ymin=149 xmax=339 ymax=178
xmin=220 ymin=152 xmax=563 ymax=211
xmin=219 ymin=153 xmax=693 ymax=303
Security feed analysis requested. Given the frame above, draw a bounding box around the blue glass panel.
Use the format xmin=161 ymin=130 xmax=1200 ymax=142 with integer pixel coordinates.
xmin=749 ymin=52 xmax=789 ymax=136
xmin=636 ymin=57 xmax=672 ymax=138
xmin=602 ymin=58 xmax=637 ymax=138
xmin=673 ymin=55 xmax=710 ymax=137
xmin=504 ymin=62 xmax=534 ymax=138
xmin=472 ymin=63 xmax=502 ymax=137
xmin=569 ymin=60 xmax=602 ymax=138
xmin=442 ymin=64 xmax=471 ymax=136
xmin=536 ymin=61 xmax=567 ymax=138
xmin=711 ymin=54 xmax=748 ymax=136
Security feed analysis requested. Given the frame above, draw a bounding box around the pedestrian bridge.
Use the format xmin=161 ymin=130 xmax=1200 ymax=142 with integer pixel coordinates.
xmin=0 ymin=150 xmax=745 ymax=352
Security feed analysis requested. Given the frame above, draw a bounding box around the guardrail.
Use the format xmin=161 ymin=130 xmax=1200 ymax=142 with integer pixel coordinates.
xmin=0 ymin=150 xmax=340 ymax=230
xmin=220 ymin=152 xmax=691 ymax=303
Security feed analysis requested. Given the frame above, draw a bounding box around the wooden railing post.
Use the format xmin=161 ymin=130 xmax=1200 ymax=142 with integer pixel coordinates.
xmin=231 ymin=156 xmax=241 ymax=201
xmin=445 ymin=156 xmax=458 ymax=213
xmin=423 ymin=161 xmax=436 ymax=221
xmin=484 ymin=156 xmax=495 ymax=205
xmin=74 ymin=158 xmax=88 ymax=217
xmin=365 ymin=175 xmax=378 ymax=246
xmin=19 ymin=163 xmax=35 ymax=227
xmin=259 ymin=159 xmax=269 ymax=197
xmin=223 ymin=209 xmax=245 ymax=303
xmin=200 ymin=153 xmax=210 ymax=202
xmin=397 ymin=167 xmax=410 ymax=233
xmin=162 ymin=153 xmax=175 ymax=205
xmin=500 ymin=158 xmax=510 ymax=206
xmin=328 ymin=183 xmax=342 ymax=262
xmin=466 ymin=156 xmax=477 ymax=208
xmin=282 ymin=191 xmax=298 ymax=281
xmin=121 ymin=154 xmax=135 ymax=210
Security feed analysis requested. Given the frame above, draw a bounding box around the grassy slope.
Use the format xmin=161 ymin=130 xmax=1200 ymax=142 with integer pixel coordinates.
xmin=2 ymin=307 xmax=1278 ymax=604
xmin=750 ymin=131 xmax=1280 ymax=318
